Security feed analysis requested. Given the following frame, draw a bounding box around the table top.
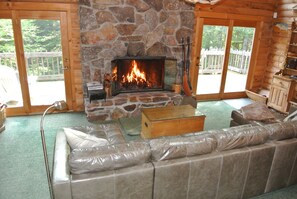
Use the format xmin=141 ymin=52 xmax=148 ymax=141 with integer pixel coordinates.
xmin=142 ymin=105 xmax=205 ymax=121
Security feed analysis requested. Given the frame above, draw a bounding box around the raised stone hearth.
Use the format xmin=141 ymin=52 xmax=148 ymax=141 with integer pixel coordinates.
xmin=85 ymin=91 xmax=182 ymax=121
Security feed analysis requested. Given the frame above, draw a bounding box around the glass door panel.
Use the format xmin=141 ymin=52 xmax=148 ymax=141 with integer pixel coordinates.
xmin=196 ymin=25 xmax=227 ymax=95
xmin=0 ymin=19 xmax=23 ymax=107
xmin=224 ymin=27 xmax=255 ymax=93
xmin=21 ymin=19 xmax=66 ymax=106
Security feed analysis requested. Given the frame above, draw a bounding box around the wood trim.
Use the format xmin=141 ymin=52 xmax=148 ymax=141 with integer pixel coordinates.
xmin=246 ymin=21 xmax=264 ymax=90
xmin=193 ymin=12 xmax=263 ymax=100
xmin=12 ymin=11 xmax=31 ymax=114
xmin=195 ymin=93 xmax=221 ymax=101
xmin=221 ymin=92 xmax=247 ymax=99
xmin=195 ymin=11 xmax=265 ymax=21
xmin=17 ymin=10 xmax=61 ymax=19
xmin=204 ymin=18 xmax=229 ymax=25
xmin=1 ymin=1 xmax=83 ymax=115
xmin=0 ymin=10 xmax=12 ymax=17
xmin=191 ymin=17 xmax=204 ymax=96
xmin=0 ymin=2 xmax=72 ymax=11
xmin=219 ymin=20 xmax=234 ymax=96
xmin=60 ymin=11 xmax=73 ymax=110
xmin=195 ymin=92 xmax=247 ymax=101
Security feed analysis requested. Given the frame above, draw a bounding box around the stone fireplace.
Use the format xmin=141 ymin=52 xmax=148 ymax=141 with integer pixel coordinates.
xmin=79 ymin=0 xmax=195 ymax=90
xmin=79 ymin=0 xmax=195 ymax=120
xmin=84 ymin=57 xmax=182 ymax=121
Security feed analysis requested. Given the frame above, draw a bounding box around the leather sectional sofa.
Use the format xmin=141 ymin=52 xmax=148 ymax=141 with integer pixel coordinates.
xmin=52 ymin=120 xmax=297 ymax=199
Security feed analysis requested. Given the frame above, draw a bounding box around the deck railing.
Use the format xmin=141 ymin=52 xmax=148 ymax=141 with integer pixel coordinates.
xmin=199 ymin=49 xmax=251 ymax=74
xmin=0 ymin=52 xmax=63 ymax=79
xmin=1 ymin=49 xmax=251 ymax=78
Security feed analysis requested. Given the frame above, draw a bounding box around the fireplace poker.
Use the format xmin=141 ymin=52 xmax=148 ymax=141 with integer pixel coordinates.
xmin=186 ymin=36 xmax=192 ymax=90
xmin=182 ymin=37 xmax=192 ymax=96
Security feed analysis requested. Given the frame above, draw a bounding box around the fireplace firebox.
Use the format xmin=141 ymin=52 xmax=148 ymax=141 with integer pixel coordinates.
xmin=111 ymin=56 xmax=165 ymax=96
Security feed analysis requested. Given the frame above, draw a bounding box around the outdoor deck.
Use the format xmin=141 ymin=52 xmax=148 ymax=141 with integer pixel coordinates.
xmin=197 ymin=71 xmax=247 ymax=94
xmin=0 ymin=50 xmax=250 ymax=107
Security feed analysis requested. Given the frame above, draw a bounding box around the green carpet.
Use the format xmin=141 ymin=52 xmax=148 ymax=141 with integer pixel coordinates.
xmin=0 ymin=101 xmax=297 ymax=199
xmin=197 ymin=100 xmax=236 ymax=130
xmin=0 ymin=112 xmax=89 ymax=199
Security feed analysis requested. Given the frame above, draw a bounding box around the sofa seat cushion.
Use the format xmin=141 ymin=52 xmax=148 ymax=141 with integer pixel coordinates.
xmin=240 ymin=102 xmax=275 ymax=121
xmin=69 ymin=142 xmax=151 ymax=174
xmin=149 ymin=133 xmax=217 ymax=161
xmin=211 ymin=125 xmax=270 ymax=151
xmin=231 ymin=109 xmax=286 ymax=127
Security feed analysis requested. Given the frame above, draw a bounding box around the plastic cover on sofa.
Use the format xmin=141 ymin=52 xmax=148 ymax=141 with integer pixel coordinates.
xmin=263 ymin=120 xmax=297 ymax=141
xmin=149 ymin=133 xmax=217 ymax=161
xmin=211 ymin=125 xmax=270 ymax=151
xmin=69 ymin=142 xmax=151 ymax=174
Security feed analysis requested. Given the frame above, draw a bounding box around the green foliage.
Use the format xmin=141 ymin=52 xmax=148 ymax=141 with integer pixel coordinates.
xmin=202 ymin=25 xmax=228 ymax=50
xmin=0 ymin=19 xmax=62 ymax=76
xmin=202 ymin=25 xmax=255 ymax=51
xmin=22 ymin=19 xmax=61 ymax=52
xmin=0 ymin=20 xmax=15 ymax=52
xmin=0 ymin=19 xmax=61 ymax=53
xmin=231 ymin=27 xmax=255 ymax=51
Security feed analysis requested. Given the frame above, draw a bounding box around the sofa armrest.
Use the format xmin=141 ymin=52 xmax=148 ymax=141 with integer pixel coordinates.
xmin=52 ymin=130 xmax=72 ymax=199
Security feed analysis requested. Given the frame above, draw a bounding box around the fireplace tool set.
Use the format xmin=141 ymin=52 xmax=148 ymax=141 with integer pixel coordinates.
xmin=181 ymin=36 xmax=193 ymax=96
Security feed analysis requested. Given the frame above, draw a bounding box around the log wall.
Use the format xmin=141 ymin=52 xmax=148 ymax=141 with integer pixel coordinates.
xmin=263 ymin=0 xmax=297 ymax=89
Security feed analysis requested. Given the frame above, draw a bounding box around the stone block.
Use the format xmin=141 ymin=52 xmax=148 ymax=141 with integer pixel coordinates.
xmin=134 ymin=24 xmax=150 ymax=35
xmin=126 ymin=0 xmax=150 ymax=12
xmin=124 ymin=104 xmax=137 ymax=112
xmin=145 ymin=9 xmax=159 ymax=31
xmin=80 ymin=7 xmax=98 ymax=31
xmin=95 ymin=11 xmax=116 ymax=24
xmin=116 ymin=24 xmax=137 ymax=36
xmin=180 ymin=11 xmax=195 ymax=29
xmin=109 ymin=7 xmax=135 ymax=23
xmin=143 ymin=0 xmax=163 ymax=11
xmin=164 ymin=0 xmax=181 ymax=10
xmin=127 ymin=42 xmax=145 ymax=56
xmin=93 ymin=0 xmax=121 ymax=5
xmin=147 ymin=42 xmax=171 ymax=56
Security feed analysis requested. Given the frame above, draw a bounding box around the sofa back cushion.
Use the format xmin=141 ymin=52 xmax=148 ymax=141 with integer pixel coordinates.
xmin=63 ymin=123 xmax=126 ymax=150
xmin=263 ymin=120 xmax=297 ymax=141
xmin=212 ymin=125 xmax=270 ymax=151
xmin=63 ymin=128 xmax=109 ymax=149
xmin=149 ymin=133 xmax=217 ymax=161
xmin=69 ymin=142 xmax=151 ymax=174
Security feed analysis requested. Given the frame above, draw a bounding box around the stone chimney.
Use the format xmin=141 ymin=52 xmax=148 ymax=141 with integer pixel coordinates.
xmin=79 ymin=0 xmax=195 ymax=96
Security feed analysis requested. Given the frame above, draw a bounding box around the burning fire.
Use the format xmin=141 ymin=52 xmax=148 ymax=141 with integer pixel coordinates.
xmin=122 ymin=60 xmax=147 ymax=86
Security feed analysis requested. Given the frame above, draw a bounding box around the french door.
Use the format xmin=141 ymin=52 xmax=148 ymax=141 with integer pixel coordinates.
xmin=194 ymin=18 xmax=259 ymax=100
xmin=0 ymin=10 xmax=72 ymax=115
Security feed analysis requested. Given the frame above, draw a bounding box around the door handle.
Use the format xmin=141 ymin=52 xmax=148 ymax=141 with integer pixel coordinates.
xmin=63 ymin=58 xmax=69 ymax=70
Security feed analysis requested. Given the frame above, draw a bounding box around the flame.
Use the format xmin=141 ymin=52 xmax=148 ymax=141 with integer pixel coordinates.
xmin=112 ymin=66 xmax=117 ymax=81
xmin=122 ymin=60 xmax=147 ymax=85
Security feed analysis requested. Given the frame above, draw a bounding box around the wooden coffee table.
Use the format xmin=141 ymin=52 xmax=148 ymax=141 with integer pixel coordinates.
xmin=141 ymin=105 xmax=205 ymax=139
